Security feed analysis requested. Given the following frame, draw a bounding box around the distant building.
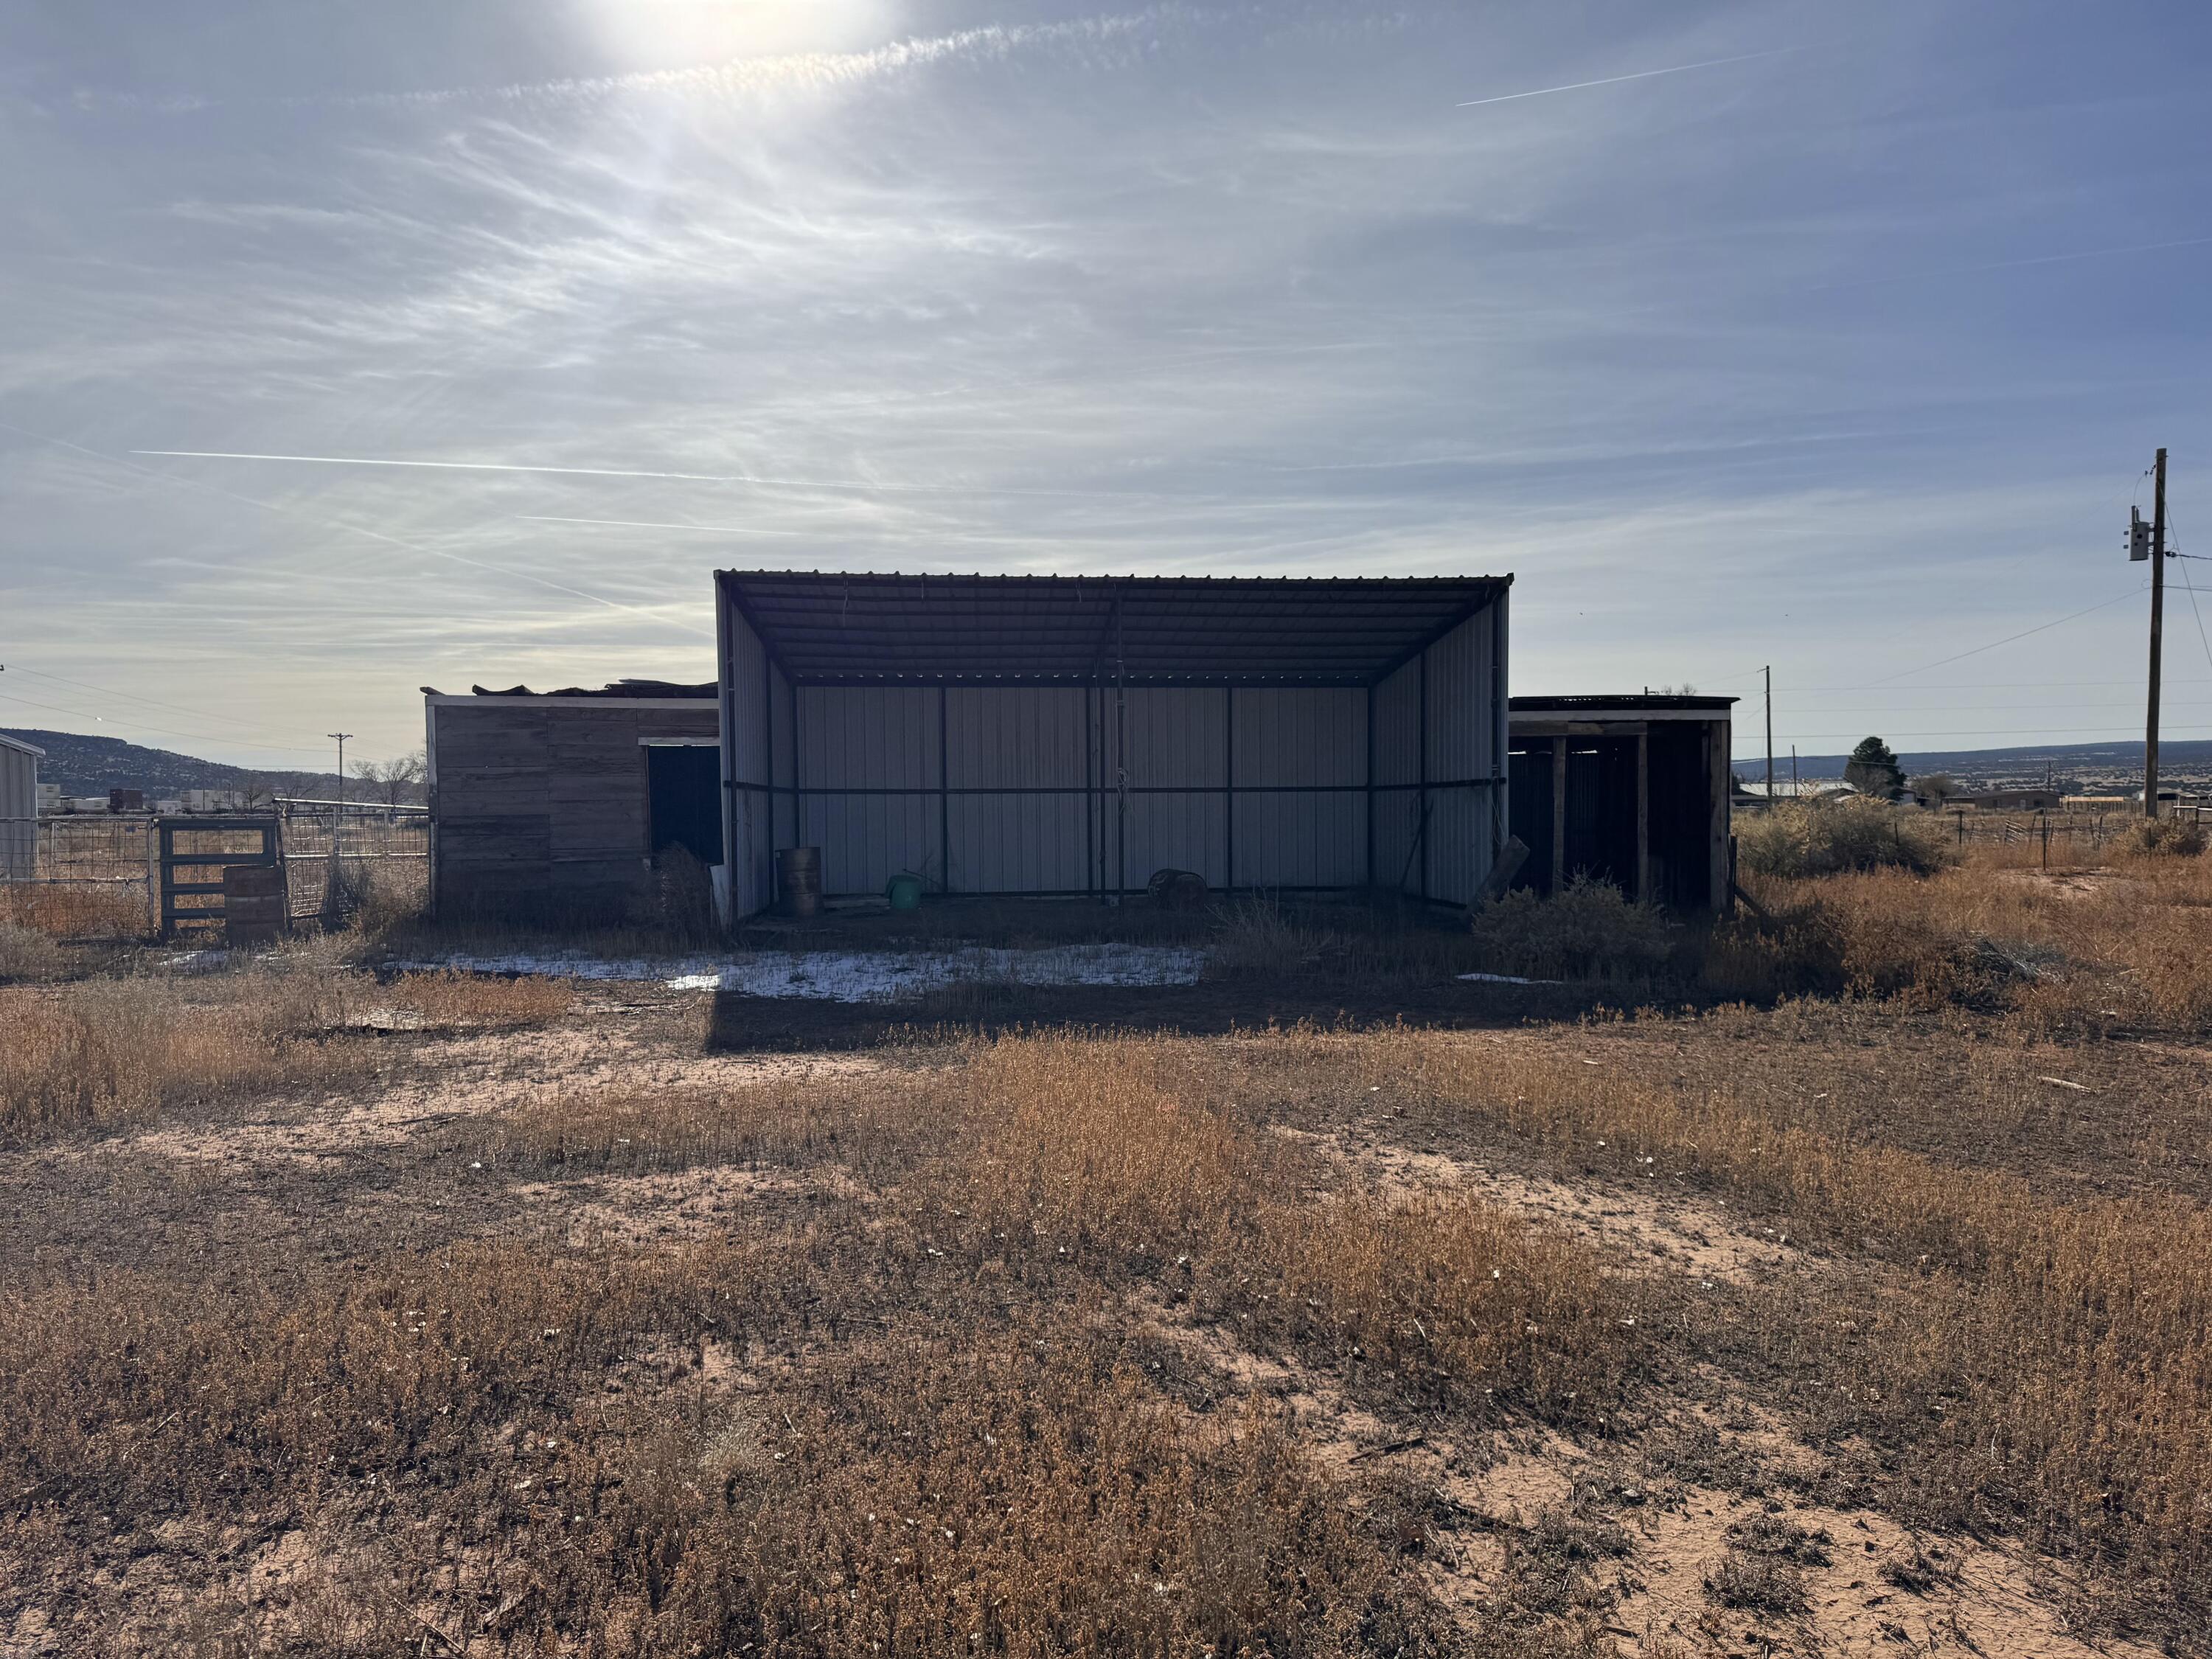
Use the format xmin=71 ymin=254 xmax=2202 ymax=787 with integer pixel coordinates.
xmin=35 ymin=782 xmax=60 ymax=815
xmin=0 ymin=731 xmax=40 ymax=879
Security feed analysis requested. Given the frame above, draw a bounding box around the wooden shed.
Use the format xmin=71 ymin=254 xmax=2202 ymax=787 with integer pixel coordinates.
xmin=423 ymin=683 xmax=719 ymax=921
xmin=1506 ymin=695 xmax=1734 ymax=912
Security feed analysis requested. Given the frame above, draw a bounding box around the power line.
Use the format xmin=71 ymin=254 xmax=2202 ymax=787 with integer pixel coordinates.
xmin=1739 ymin=721 xmax=2212 ymax=743
xmin=1860 ymin=585 xmax=2148 ymax=686
xmin=1 ymin=662 xmax=321 ymax=744
xmin=0 ymin=686 xmax=334 ymax=757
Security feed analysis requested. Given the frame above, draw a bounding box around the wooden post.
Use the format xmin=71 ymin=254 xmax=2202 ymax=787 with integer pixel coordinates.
xmin=1635 ymin=729 xmax=1650 ymax=902
xmin=1708 ymin=720 xmax=1731 ymax=914
xmin=1551 ymin=735 xmax=1567 ymax=894
xmin=2147 ymin=446 xmax=2168 ymax=818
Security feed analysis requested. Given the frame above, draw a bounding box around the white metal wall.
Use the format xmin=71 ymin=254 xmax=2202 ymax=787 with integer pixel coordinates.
xmin=719 ymin=603 xmax=775 ymax=919
xmin=0 ymin=740 xmax=36 ymax=880
xmin=947 ymin=686 xmax=1091 ymax=892
xmin=1368 ymin=599 xmax=1506 ymax=905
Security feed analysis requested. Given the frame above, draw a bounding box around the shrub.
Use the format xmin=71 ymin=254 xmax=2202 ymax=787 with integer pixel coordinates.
xmin=2118 ymin=816 xmax=2207 ymax=858
xmin=1736 ymin=798 xmax=1953 ymax=878
xmin=1466 ymin=877 xmax=1675 ymax=981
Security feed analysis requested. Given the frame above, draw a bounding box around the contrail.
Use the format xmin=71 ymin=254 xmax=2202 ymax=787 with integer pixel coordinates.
xmin=1456 ymin=47 xmax=1791 ymax=108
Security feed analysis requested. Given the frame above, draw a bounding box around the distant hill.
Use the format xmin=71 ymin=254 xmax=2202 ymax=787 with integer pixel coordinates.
xmin=1758 ymin=737 xmax=2212 ymax=786
xmin=1 ymin=728 xmax=359 ymax=801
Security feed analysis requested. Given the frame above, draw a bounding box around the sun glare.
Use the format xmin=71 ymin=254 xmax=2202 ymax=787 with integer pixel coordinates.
xmin=574 ymin=0 xmax=895 ymax=71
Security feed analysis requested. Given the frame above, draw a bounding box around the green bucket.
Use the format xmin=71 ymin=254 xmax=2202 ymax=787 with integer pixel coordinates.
xmin=885 ymin=871 xmax=925 ymax=911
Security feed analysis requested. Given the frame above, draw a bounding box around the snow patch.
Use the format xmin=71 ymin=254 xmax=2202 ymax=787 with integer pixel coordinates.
xmin=390 ymin=945 xmax=1205 ymax=1004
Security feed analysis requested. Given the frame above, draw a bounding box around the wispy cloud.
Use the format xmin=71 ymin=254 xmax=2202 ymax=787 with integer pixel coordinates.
xmin=4 ymin=1 xmax=2204 ymax=763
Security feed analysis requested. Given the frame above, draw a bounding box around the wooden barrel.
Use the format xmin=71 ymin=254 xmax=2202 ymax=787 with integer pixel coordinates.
xmin=776 ymin=846 xmax=822 ymax=919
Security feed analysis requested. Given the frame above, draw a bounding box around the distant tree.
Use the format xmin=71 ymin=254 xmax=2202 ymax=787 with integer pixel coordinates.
xmin=1910 ymin=772 xmax=1960 ymax=804
xmin=352 ymin=751 xmax=426 ymax=807
xmin=1844 ymin=736 xmax=1905 ymax=799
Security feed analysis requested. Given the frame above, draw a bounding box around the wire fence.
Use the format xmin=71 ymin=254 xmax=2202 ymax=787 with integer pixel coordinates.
xmin=1 ymin=804 xmax=428 ymax=936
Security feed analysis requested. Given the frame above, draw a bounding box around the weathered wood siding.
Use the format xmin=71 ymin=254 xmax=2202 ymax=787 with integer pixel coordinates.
xmin=426 ymin=697 xmax=718 ymax=921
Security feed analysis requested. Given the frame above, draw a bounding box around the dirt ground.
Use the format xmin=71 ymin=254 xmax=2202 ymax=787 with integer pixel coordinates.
xmin=5 ymin=939 xmax=2199 ymax=1657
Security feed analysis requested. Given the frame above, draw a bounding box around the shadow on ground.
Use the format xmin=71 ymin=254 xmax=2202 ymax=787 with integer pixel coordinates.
xmin=700 ymin=976 xmax=1663 ymax=1051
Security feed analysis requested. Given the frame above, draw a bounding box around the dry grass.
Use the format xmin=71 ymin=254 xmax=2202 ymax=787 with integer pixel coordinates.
xmin=492 ymin=1066 xmax=935 ymax=1182
xmin=918 ymin=1034 xmax=1639 ymax=1418
xmin=0 ymin=1234 xmax=1452 ymax=1656
xmin=1339 ymin=1023 xmax=2212 ymax=1614
xmin=1712 ymin=849 xmax=2212 ymax=1029
xmin=0 ymin=920 xmax=66 ymax=982
xmin=388 ymin=968 xmax=575 ymax=1027
xmin=0 ymin=880 xmax=150 ymax=940
xmin=0 ymin=956 xmax=364 ymax=1145
xmin=13 ymin=852 xmax=2212 ymax=1651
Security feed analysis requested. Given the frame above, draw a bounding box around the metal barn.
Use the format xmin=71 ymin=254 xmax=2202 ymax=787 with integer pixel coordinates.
xmin=1506 ymin=695 xmax=1735 ymax=912
xmin=0 ymin=731 xmax=40 ymax=880
xmin=714 ymin=572 xmax=1512 ymax=919
xmin=423 ymin=683 xmax=720 ymax=919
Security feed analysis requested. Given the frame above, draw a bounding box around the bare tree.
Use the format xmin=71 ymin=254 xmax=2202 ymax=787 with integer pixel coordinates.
xmin=352 ymin=751 xmax=426 ymax=807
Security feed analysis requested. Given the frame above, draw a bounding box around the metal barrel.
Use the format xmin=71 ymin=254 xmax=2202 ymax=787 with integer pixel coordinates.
xmin=776 ymin=846 xmax=822 ymax=918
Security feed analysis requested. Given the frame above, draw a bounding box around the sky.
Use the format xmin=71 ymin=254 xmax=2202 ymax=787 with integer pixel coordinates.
xmin=1 ymin=0 xmax=2208 ymax=771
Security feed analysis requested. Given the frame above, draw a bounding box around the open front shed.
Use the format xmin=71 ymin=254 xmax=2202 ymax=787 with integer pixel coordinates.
xmin=1506 ymin=695 xmax=1735 ymax=911
xmin=424 ymin=684 xmax=720 ymax=920
xmin=715 ymin=572 xmax=1511 ymax=919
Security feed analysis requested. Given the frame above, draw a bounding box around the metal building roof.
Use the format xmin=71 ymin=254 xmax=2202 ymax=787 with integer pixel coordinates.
xmin=717 ymin=571 xmax=1511 ymax=686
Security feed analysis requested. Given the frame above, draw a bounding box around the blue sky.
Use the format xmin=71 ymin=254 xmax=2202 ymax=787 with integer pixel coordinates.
xmin=1 ymin=0 xmax=2206 ymax=770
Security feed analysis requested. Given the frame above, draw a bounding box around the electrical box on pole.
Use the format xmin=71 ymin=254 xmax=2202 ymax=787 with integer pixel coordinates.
xmin=2130 ymin=507 xmax=2152 ymax=561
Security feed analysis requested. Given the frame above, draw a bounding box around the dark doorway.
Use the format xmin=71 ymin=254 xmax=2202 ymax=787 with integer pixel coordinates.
xmin=646 ymin=745 xmax=723 ymax=866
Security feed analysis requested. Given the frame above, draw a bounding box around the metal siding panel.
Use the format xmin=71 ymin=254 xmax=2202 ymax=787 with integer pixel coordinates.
xmin=0 ymin=747 xmax=32 ymax=879
xmin=1119 ymin=689 xmax=1223 ymax=885
xmin=944 ymin=688 xmax=1088 ymax=891
xmin=798 ymin=686 xmax=940 ymax=894
xmin=1371 ymin=661 xmax=1421 ymax=891
xmin=1230 ymin=688 xmax=1364 ymax=888
xmin=1422 ymin=610 xmax=1498 ymax=904
xmin=1234 ymin=689 xmax=1363 ymax=786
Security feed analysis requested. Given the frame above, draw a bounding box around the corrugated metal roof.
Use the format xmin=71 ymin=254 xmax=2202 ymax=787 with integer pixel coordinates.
xmin=719 ymin=571 xmax=1510 ymax=686
xmin=0 ymin=731 xmax=46 ymax=758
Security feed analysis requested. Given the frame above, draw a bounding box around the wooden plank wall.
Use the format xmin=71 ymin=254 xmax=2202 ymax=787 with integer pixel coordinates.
xmin=429 ymin=699 xmax=719 ymax=920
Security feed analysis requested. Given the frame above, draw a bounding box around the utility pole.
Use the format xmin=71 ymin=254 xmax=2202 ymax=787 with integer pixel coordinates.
xmin=1764 ymin=666 xmax=1774 ymax=805
xmin=327 ymin=734 xmax=353 ymax=807
xmin=2146 ymin=448 xmax=2168 ymax=818
xmin=327 ymin=732 xmax=353 ymax=855
xmin=1791 ymin=745 xmax=1799 ymax=796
